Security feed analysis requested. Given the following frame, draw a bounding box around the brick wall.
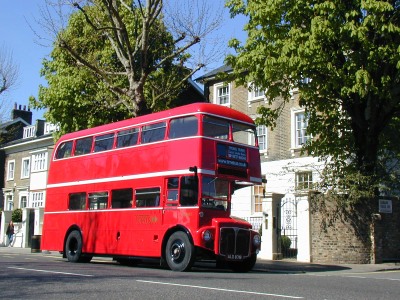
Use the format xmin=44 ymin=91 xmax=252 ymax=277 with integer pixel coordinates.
xmin=206 ymin=80 xmax=306 ymax=163
xmin=310 ymin=193 xmax=400 ymax=264
xmin=371 ymin=197 xmax=400 ymax=262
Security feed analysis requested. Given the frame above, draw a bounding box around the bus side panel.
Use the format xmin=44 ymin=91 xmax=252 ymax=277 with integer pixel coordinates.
xmin=164 ymin=138 xmax=202 ymax=172
xmin=202 ymin=139 xmax=216 ymax=172
xmin=247 ymin=147 xmax=262 ymax=180
xmin=41 ymin=212 xmax=66 ymax=252
xmin=42 ymin=209 xmax=166 ymax=258
xmin=81 ymin=209 xmax=164 ymax=257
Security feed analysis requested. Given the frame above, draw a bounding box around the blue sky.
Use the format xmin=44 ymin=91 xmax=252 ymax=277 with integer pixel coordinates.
xmin=0 ymin=0 xmax=48 ymax=121
xmin=0 ymin=1 xmax=246 ymax=123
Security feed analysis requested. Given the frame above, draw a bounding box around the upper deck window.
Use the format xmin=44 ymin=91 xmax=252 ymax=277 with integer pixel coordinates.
xmin=55 ymin=141 xmax=73 ymax=159
xmin=94 ymin=133 xmax=114 ymax=152
xmin=141 ymin=122 xmax=166 ymax=144
xmin=169 ymin=116 xmax=198 ymax=139
xmin=203 ymin=116 xmax=229 ymax=140
xmin=232 ymin=122 xmax=256 ymax=146
xmin=75 ymin=137 xmax=93 ymax=156
xmin=117 ymin=128 xmax=139 ymax=148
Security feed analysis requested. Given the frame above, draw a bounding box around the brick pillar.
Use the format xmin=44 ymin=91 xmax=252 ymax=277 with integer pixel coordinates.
xmin=370 ymin=213 xmax=384 ymax=263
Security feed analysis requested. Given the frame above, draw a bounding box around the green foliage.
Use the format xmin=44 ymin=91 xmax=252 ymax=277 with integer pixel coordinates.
xmin=280 ymin=235 xmax=291 ymax=250
xmin=226 ymin=0 xmax=400 ymax=198
xmin=12 ymin=208 xmax=22 ymax=223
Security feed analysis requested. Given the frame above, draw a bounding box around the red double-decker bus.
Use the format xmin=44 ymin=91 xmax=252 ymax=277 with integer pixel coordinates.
xmin=41 ymin=103 xmax=262 ymax=272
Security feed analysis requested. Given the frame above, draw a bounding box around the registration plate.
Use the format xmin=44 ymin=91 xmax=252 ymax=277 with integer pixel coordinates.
xmin=227 ymin=254 xmax=243 ymax=260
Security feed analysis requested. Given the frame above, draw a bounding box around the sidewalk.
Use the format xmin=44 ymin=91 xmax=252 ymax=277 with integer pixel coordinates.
xmin=2 ymin=245 xmax=400 ymax=274
xmin=254 ymin=258 xmax=400 ymax=274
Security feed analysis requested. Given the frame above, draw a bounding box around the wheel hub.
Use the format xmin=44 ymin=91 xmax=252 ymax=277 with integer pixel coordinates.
xmin=171 ymin=241 xmax=185 ymax=262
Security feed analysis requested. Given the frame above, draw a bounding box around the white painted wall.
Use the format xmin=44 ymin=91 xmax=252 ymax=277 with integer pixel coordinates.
xmin=30 ymin=171 xmax=48 ymax=190
xmin=262 ymin=156 xmax=323 ymax=195
xmin=231 ymin=186 xmax=253 ymax=217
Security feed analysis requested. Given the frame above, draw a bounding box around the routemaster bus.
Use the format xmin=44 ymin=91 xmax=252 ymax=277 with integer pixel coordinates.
xmin=41 ymin=103 xmax=262 ymax=272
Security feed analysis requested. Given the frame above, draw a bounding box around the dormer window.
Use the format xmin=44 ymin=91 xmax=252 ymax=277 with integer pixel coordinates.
xmin=44 ymin=123 xmax=60 ymax=134
xmin=23 ymin=125 xmax=36 ymax=139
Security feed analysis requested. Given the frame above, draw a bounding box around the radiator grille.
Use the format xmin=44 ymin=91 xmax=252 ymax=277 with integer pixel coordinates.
xmin=219 ymin=227 xmax=250 ymax=257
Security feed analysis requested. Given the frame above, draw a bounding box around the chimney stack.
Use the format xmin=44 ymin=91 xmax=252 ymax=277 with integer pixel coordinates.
xmin=11 ymin=102 xmax=33 ymax=125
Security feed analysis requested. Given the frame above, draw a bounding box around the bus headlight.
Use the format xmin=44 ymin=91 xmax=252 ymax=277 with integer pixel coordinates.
xmin=253 ymin=234 xmax=261 ymax=247
xmin=202 ymin=230 xmax=213 ymax=242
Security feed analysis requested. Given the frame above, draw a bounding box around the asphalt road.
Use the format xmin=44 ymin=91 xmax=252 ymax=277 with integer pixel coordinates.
xmin=1 ymin=248 xmax=399 ymax=299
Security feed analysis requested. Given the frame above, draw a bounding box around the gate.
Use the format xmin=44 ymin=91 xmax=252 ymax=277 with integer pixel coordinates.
xmin=28 ymin=209 xmax=35 ymax=247
xmin=278 ymin=195 xmax=298 ymax=259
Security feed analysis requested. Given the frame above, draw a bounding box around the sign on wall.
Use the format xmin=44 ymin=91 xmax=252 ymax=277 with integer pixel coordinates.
xmin=379 ymin=199 xmax=392 ymax=214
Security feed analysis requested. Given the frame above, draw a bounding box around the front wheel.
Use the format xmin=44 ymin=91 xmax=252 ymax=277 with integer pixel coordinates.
xmin=165 ymin=231 xmax=195 ymax=272
xmin=65 ymin=230 xmax=89 ymax=263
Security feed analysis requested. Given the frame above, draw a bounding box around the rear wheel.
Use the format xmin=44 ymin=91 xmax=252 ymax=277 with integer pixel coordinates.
xmin=65 ymin=230 xmax=90 ymax=263
xmin=165 ymin=231 xmax=195 ymax=272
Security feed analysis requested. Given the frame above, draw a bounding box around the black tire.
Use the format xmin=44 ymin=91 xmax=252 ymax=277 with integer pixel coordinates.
xmin=165 ymin=231 xmax=195 ymax=272
xmin=229 ymin=254 xmax=257 ymax=273
xmin=65 ymin=230 xmax=87 ymax=263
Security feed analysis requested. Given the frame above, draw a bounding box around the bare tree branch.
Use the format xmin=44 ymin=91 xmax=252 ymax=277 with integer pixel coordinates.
xmin=0 ymin=45 xmax=19 ymax=95
xmin=34 ymin=0 xmax=225 ymax=116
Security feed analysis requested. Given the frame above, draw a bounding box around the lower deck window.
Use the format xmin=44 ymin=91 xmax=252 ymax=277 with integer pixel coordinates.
xmin=136 ymin=188 xmax=160 ymax=207
xmin=69 ymin=193 xmax=87 ymax=210
xmin=89 ymin=192 xmax=108 ymax=210
xmin=112 ymin=188 xmax=133 ymax=208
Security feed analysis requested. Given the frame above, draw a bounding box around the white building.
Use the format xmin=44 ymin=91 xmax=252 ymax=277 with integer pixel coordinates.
xmin=1 ymin=105 xmax=57 ymax=247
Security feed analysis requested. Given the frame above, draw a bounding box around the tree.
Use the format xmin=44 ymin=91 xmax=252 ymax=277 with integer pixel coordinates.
xmin=0 ymin=45 xmax=19 ymax=96
xmin=30 ymin=0 xmax=223 ymax=135
xmin=226 ymin=0 xmax=400 ymax=199
xmin=0 ymin=45 xmax=19 ymax=123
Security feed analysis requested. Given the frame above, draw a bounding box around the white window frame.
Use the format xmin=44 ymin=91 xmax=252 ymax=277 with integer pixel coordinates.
xmin=256 ymin=124 xmax=267 ymax=153
xmin=44 ymin=122 xmax=60 ymax=134
xmin=21 ymin=157 xmax=30 ymax=179
xmin=213 ymin=83 xmax=230 ymax=106
xmin=30 ymin=191 xmax=45 ymax=208
xmin=19 ymin=192 xmax=29 ymax=208
xmin=295 ymin=171 xmax=313 ymax=191
xmin=6 ymin=193 xmax=14 ymax=211
xmin=248 ymin=83 xmax=266 ymax=102
xmin=7 ymin=160 xmax=15 ymax=180
xmin=291 ymin=108 xmax=310 ymax=149
xmin=31 ymin=151 xmax=48 ymax=172
xmin=253 ymin=184 xmax=265 ymax=214
xmin=23 ymin=125 xmax=36 ymax=139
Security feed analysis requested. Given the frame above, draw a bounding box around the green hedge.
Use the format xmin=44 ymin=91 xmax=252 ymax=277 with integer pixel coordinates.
xmin=12 ymin=208 xmax=22 ymax=222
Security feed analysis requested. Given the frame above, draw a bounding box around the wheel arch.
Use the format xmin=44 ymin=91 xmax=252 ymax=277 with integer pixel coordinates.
xmin=62 ymin=225 xmax=82 ymax=258
xmin=161 ymin=225 xmax=193 ymax=262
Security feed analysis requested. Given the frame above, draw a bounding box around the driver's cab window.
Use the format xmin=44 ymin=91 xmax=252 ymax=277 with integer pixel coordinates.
xmin=180 ymin=176 xmax=198 ymax=206
xmin=166 ymin=176 xmax=198 ymax=207
xmin=166 ymin=177 xmax=179 ymax=206
xmin=201 ymin=177 xmax=229 ymax=211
